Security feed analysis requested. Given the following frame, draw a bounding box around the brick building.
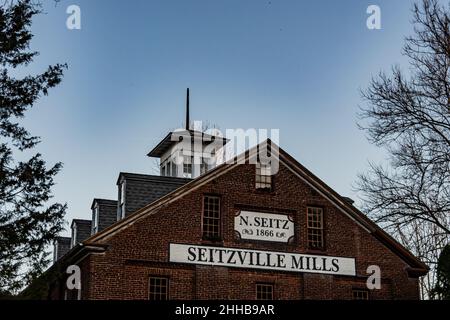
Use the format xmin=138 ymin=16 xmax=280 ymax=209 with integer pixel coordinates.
xmin=23 ymin=142 xmax=428 ymax=299
xmin=23 ymin=94 xmax=428 ymax=300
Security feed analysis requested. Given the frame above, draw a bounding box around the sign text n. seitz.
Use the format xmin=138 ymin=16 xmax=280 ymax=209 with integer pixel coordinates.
xmin=234 ymin=211 xmax=294 ymax=243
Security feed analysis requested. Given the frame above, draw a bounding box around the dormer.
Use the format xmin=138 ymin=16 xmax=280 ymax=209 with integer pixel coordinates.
xmin=53 ymin=237 xmax=71 ymax=263
xmin=90 ymin=199 xmax=118 ymax=235
xmin=70 ymin=219 xmax=91 ymax=248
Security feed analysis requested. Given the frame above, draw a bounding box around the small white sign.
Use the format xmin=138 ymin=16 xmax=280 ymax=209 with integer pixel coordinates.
xmin=169 ymin=244 xmax=356 ymax=276
xmin=234 ymin=211 xmax=294 ymax=243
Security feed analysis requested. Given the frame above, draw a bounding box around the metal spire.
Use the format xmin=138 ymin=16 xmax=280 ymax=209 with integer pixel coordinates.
xmin=186 ymin=88 xmax=190 ymax=130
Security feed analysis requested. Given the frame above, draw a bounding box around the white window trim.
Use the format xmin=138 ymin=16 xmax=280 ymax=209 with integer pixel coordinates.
xmin=53 ymin=240 xmax=59 ymax=262
xmin=120 ymin=181 xmax=125 ymax=205
xmin=92 ymin=205 xmax=99 ymax=234
xmin=117 ymin=180 xmax=126 ymax=221
xmin=71 ymin=224 xmax=77 ymax=248
xmin=120 ymin=181 xmax=126 ymax=219
xmin=183 ymin=156 xmax=193 ymax=178
xmin=120 ymin=203 xmax=126 ymax=219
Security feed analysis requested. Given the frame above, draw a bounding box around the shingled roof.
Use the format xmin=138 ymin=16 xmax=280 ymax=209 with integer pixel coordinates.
xmin=117 ymin=173 xmax=191 ymax=217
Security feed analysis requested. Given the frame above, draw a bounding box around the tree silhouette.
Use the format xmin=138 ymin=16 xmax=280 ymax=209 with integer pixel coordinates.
xmin=0 ymin=0 xmax=67 ymax=294
xmin=431 ymin=244 xmax=450 ymax=299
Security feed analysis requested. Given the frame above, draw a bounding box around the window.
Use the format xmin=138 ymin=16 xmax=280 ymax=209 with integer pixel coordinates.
xmin=149 ymin=277 xmax=168 ymax=300
xmin=200 ymin=159 xmax=208 ymax=175
xmin=118 ymin=181 xmax=126 ymax=220
xmin=183 ymin=156 xmax=192 ymax=178
xmin=256 ymin=283 xmax=273 ymax=300
xmin=171 ymin=162 xmax=177 ymax=177
xmin=352 ymin=289 xmax=369 ymax=300
xmin=307 ymin=207 xmax=324 ymax=249
xmin=202 ymin=196 xmax=221 ymax=239
xmin=183 ymin=163 xmax=192 ymax=177
xmin=92 ymin=205 xmax=99 ymax=234
xmin=166 ymin=161 xmax=171 ymax=176
xmin=255 ymin=163 xmax=272 ymax=189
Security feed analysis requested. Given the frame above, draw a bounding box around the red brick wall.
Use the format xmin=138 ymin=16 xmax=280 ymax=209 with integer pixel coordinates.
xmin=81 ymin=162 xmax=420 ymax=300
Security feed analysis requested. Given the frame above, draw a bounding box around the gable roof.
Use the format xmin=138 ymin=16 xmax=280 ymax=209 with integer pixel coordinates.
xmin=91 ymin=198 xmax=117 ymax=210
xmin=70 ymin=219 xmax=91 ymax=228
xmin=84 ymin=140 xmax=429 ymax=276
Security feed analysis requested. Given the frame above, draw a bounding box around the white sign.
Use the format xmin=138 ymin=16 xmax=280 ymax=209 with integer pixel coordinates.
xmin=234 ymin=211 xmax=294 ymax=243
xmin=169 ymin=244 xmax=356 ymax=276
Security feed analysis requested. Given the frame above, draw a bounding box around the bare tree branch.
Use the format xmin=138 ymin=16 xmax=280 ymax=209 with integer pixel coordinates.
xmin=357 ymin=0 xmax=450 ymax=299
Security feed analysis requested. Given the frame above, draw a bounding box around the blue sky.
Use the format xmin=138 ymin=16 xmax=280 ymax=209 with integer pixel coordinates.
xmin=21 ymin=0 xmax=422 ymax=236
